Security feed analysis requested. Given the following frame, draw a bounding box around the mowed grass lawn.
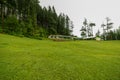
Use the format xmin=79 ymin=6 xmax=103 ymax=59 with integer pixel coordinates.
xmin=0 ymin=34 xmax=120 ymax=80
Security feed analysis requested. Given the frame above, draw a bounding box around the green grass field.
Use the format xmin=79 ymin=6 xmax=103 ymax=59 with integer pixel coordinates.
xmin=0 ymin=34 xmax=120 ymax=80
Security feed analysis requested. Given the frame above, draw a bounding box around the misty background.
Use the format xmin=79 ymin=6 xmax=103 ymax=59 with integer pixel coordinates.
xmin=40 ymin=0 xmax=120 ymax=37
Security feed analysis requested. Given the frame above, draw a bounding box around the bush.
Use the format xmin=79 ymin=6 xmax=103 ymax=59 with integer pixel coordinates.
xmin=4 ymin=16 xmax=20 ymax=35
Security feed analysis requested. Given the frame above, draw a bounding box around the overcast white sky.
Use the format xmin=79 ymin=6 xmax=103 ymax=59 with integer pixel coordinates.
xmin=40 ymin=0 xmax=120 ymax=37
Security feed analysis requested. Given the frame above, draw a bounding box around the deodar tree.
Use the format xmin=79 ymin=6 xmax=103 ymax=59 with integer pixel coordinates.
xmin=101 ymin=17 xmax=113 ymax=40
xmin=0 ymin=0 xmax=74 ymax=38
xmin=80 ymin=18 xmax=95 ymax=39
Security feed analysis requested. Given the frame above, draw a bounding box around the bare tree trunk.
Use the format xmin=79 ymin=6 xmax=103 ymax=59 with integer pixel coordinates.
xmin=0 ymin=4 xmax=1 ymax=16
xmin=1 ymin=3 xmax=4 ymax=32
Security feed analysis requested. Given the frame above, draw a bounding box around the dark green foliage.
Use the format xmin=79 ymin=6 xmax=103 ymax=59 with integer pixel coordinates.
xmin=0 ymin=0 xmax=73 ymax=39
xmin=4 ymin=16 xmax=20 ymax=35
xmin=100 ymin=27 xmax=120 ymax=40
xmin=89 ymin=23 xmax=95 ymax=37
xmin=107 ymin=27 xmax=120 ymax=40
xmin=37 ymin=7 xmax=73 ymax=36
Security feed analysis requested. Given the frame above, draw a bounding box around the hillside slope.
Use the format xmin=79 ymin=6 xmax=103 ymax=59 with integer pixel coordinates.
xmin=0 ymin=34 xmax=120 ymax=80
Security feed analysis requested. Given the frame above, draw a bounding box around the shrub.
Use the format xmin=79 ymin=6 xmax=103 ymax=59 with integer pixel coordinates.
xmin=4 ymin=16 xmax=20 ymax=35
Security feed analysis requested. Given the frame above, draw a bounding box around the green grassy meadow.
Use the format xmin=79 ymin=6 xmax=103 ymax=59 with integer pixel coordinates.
xmin=0 ymin=34 xmax=120 ymax=80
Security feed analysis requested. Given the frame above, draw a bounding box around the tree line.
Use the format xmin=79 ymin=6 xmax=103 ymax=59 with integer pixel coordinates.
xmin=80 ymin=18 xmax=96 ymax=39
xmin=80 ymin=17 xmax=120 ymax=40
xmin=0 ymin=0 xmax=73 ymax=39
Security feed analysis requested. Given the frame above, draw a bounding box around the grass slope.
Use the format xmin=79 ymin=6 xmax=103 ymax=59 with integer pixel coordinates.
xmin=0 ymin=34 xmax=120 ymax=80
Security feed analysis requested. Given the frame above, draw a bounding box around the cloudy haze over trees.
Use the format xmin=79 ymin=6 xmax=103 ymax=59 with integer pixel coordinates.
xmin=40 ymin=0 xmax=120 ymax=37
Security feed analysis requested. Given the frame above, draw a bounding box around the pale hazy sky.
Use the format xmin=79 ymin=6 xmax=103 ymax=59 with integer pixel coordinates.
xmin=40 ymin=0 xmax=120 ymax=37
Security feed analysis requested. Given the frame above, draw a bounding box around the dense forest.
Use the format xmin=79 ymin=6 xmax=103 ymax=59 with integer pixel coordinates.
xmin=0 ymin=0 xmax=73 ymax=39
xmin=0 ymin=0 xmax=120 ymax=40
